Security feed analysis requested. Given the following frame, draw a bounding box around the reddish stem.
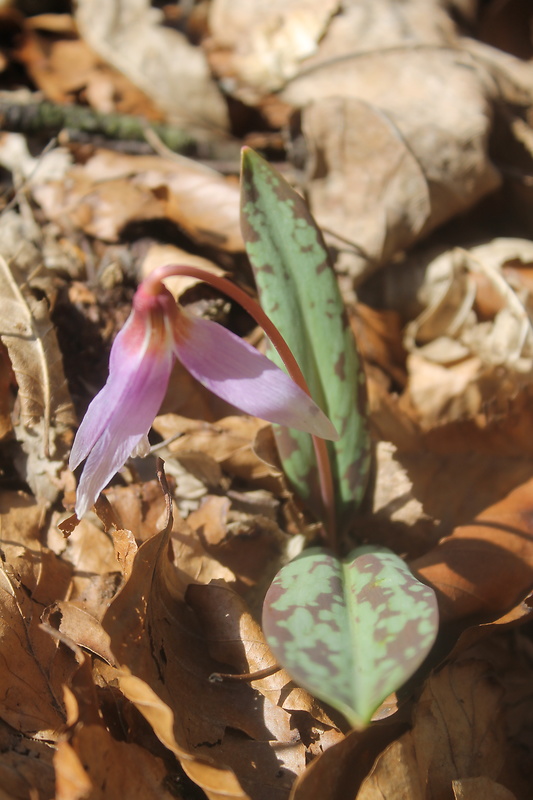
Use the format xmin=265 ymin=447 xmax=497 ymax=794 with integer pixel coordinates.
xmin=145 ymin=264 xmax=337 ymax=546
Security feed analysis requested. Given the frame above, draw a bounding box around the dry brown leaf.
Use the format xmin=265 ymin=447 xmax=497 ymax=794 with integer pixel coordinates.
xmin=0 ymin=254 xmax=75 ymax=503
xmin=187 ymin=582 xmax=339 ymax=731
xmin=46 ymin=602 xmax=115 ymax=666
xmin=356 ymin=661 xmax=507 ymax=799
xmin=102 ymin=500 xmax=322 ymax=800
xmin=209 ymin=0 xmax=340 ymax=99
xmin=0 ymin=568 xmax=69 ymax=738
xmin=290 ymin=723 xmax=407 ymax=800
xmin=54 ymin=725 xmax=179 ymax=800
xmin=412 ymin=476 xmax=533 ymax=622
xmin=0 ymin=491 xmax=72 ymax=605
xmin=300 ymin=96 xmax=432 ymax=278
xmin=0 ymin=719 xmax=56 ymax=800
xmin=140 ymin=243 xmax=226 ymax=299
xmin=0 ymin=343 xmax=14 ymax=441
xmin=75 ymin=0 xmax=228 ymax=130
xmin=289 ymin=48 xmax=500 ymax=280
xmin=396 ymin=240 xmax=533 ymax=429
xmin=0 ymin=492 xmax=92 ymax=739
xmin=16 ymin=16 xmax=163 ymax=118
xmin=102 ymin=518 xmax=254 ymax=798
xmin=33 ymin=149 xmax=242 ymax=251
xmin=116 ymin=674 xmax=251 ymax=800
xmin=452 ymin=776 xmax=517 ymax=800
xmin=154 ymin=415 xmax=284 ymax=491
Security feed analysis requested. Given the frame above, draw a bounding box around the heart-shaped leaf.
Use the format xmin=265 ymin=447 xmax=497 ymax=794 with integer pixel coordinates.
xmin=240 ymin=148 xmax=371 ymax=526
xmin=262 ymin=546 xmax=439 ymax=729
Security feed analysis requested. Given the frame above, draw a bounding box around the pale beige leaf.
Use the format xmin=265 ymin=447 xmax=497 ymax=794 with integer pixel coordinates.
xmin=209 ymin=0 xmax=340 ymax=97
xmin=33 ymin=150 xmax=242 ymax=252
xmin=288 ymin=47 xmax=500 ymax=280
xmin=452 ymin=776 xmax=517 ymax=800
xmin=75 ymin=0 xmax=228 ymax=130
xmin=0 ymin=254 xmax=74 ymax=435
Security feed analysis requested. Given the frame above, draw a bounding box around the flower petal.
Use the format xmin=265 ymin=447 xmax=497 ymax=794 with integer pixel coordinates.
xmin=71 ymin=326 xmax=174 ymax=518
xmin=174 ymin=314 xmax=338 ymax=440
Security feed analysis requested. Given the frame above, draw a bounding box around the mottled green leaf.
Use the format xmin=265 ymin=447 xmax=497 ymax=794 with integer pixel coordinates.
xmin=263 ymin=546 xmax=438 ymax=729
xmin=240 ymin=148 xmax=370 ymax=525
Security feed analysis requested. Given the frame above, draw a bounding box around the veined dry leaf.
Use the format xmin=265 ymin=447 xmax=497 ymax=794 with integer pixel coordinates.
xmin=290 ymin=49 xmax=500 ymax=280
xmin=290 ymin=723 xmax=406 ymax=800
xmin=0 ymin=492 xmax=79 ymax=739
xmin=103 ymin=516 xmax=252 ymax=798
xmin=0 ymin=255 xmax=75 ymax=502
xmin=0 ymin=719 xmax=56 ymax=800
xmin=209 ymin=0 xmax=340 ymax=99
xmin=153 ymin=415 xmax=284 ymax=490
xmin=412 ymin=475 xmax=533 ymax=622
xmin=103 ymin=495 xmax=317 ymax=800
xmin=75 ymin=0 xmax=228 ymax=130
xmin=0 ymin=567 xmax=68 ymax=738
xmin=115 ymin=675 xmax=250 ymax=800
xmin=187 ymin=583 xmax=334 ymax=721
xmin=33 ymin=149 xmax=242 ymax=251
xmin=356 ymin=662 xmax=507 ymax=800
xmin=54 ymin=726 xmax=179 ymax=800
xmin=17 ymin=17 xmax=163 ymax=118
xmin=209 ymin=0 xmax=457 ymax=100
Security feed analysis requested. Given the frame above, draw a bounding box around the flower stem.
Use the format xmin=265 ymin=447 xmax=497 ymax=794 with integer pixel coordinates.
xmin=145 ymin=264 xmax=337 ymax=547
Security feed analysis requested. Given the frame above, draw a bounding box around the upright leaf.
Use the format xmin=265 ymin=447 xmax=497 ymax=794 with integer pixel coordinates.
xmin=240 ymin=148 xmax=370 ymax=525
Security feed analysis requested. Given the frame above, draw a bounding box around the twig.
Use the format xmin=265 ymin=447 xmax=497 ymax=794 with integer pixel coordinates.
xmin=0 ymin=99 xmax=241 ymax=161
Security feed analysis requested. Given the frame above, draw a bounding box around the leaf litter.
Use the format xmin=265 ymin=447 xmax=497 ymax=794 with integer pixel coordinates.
xmin=0 ymin=1 xmax=533 ymax=798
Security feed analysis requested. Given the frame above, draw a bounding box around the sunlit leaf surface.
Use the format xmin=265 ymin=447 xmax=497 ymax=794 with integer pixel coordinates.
xmin=263 ymin=546 xmax=439 ymax=728
xmin=240 ymin=148 xmax=371 ymax=525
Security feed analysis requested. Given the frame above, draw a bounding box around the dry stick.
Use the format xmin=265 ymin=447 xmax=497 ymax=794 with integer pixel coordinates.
xmin=0 ymin=99 xmax=242 ymax=161
xmin=209 ymin=664 xmax=281 ymax=683
xmin=145 ymin=264 xmax=337 ymax=547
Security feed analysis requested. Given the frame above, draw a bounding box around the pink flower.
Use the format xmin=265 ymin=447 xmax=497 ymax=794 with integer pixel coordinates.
xmin=70 ymin=276 xmax=337 ymax=518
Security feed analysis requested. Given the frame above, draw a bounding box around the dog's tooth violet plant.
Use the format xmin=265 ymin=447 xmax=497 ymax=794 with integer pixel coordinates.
xmin=241 ymin=148 xmax=438 ymax=729
xmin=70 ymin=147 xmax=439 ymax=730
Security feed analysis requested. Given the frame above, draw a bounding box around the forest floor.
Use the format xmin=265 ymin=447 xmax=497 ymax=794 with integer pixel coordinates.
xmin=1 ymin=2 xmax=533 ymax=799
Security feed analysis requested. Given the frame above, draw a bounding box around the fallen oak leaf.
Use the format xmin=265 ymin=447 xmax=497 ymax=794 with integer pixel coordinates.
xmin=411 ymin=476 xmax=533 ymax=623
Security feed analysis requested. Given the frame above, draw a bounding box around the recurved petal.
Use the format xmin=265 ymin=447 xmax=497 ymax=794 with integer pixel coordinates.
xmin=71 ymin=333 xmax=174 ymax=518
xmin=175 ymin=315 xmax=338 ymax=440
